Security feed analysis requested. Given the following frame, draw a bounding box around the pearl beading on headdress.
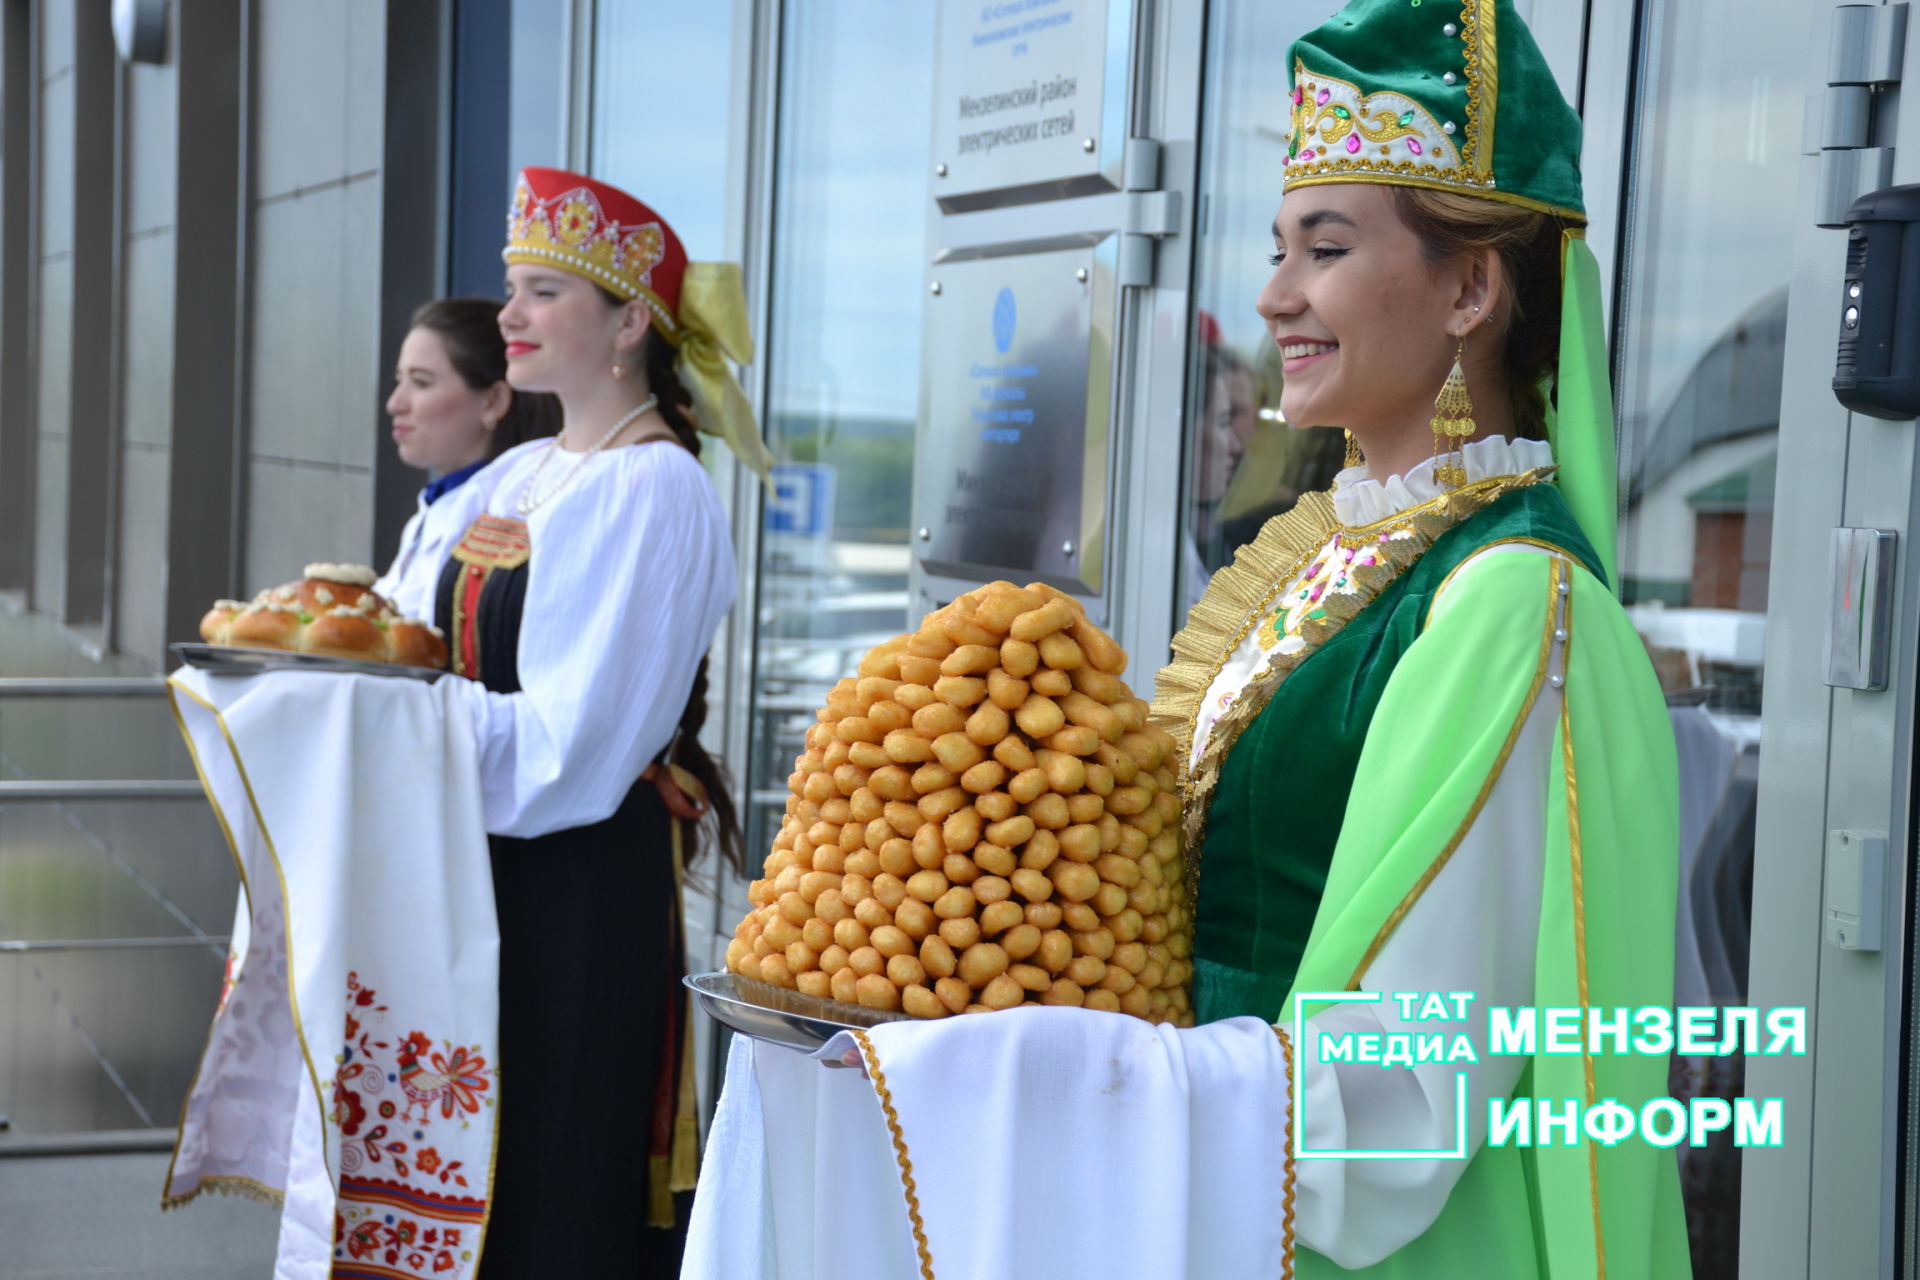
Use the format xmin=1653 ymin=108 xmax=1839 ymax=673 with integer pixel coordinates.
xmin=501 ymin=243 xmax=679 ymax=338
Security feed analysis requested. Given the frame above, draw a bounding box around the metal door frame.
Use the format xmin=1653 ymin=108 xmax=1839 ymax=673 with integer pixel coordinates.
xmin=1503 ymin=0 xmax=1909 ymax=1271
xmin=1571 ymin=0 xmax=1920 ymax=1273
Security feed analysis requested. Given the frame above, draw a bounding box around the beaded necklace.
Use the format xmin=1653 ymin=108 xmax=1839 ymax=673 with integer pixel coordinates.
xmin=514 ymin=396 xmax=658 ymax=516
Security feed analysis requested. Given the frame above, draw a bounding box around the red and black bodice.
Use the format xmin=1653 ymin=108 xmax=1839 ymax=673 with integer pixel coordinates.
xmin=434 ymin=515 xmax=531 ymax=693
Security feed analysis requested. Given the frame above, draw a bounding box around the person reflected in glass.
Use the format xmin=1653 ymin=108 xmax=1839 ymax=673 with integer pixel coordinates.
xmin=1185 ymin=320 xmax=1248 ymax=608
xmin=375 ymin=298 xmax=559 ymax=620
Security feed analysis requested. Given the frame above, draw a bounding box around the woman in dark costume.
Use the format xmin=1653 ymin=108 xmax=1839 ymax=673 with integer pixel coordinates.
xmin=434 ymin=166 xmax=771 ymax=1274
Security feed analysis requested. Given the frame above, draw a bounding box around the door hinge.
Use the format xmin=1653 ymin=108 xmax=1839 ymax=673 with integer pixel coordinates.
xmin=1814 ymin=3 xmax=1907 ymax=227
xmin=1118 ymin=138 xmax=1181 ymax=288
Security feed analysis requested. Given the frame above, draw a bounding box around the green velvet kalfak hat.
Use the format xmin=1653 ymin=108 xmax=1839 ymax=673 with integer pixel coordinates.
xmin=1284 ymin=0 xmax=1586 ymax=223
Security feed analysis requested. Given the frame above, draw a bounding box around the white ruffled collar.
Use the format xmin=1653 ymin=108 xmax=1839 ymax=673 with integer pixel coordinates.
xmin=1331 ymin=436 xmax=1555 ymax=526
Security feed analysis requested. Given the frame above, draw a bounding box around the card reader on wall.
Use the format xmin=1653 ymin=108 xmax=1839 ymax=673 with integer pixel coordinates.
xmin=1833 ymin=184 xmax=1920 ymax=421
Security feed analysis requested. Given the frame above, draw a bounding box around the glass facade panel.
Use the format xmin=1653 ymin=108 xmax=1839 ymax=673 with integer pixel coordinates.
xmin=744 ymin=2 xmax=935 ymax=862
xmin=1614 ymin=3 xmax=1803 ymax=1275
xmin=589 ymin=3 xmax=738 ymax=260
xmin=1180 ymin=1 xmax=1350 ymax=621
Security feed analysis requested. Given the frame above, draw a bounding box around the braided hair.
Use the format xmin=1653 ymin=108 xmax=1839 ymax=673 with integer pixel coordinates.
xmin=604 ymin=292 xmax=745 ymax=876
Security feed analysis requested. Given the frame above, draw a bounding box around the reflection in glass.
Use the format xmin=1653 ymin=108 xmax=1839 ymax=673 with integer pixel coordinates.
xmin=1184 ymin=2 xmax=1349 ymax=618
xmin=746 ymin=4 xmax=935 ymax=861
xmin=589 ymin=4 xmax=737 ymax=260
xmin=1614 ymin=4 xmax=1802 ymax=1276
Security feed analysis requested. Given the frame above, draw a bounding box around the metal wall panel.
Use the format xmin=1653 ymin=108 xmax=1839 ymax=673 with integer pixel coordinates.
xmin=116 ymin=32 xmax=180 ymax=666
xmin=239 ymin=0 xmax=436 ymax=591
xmin=161 ymin=0 xmax=246 ymax=641
xmin=0 ymin=0 xmax=40 ymax=596
xmin=60 ymin=0 xmax=117 ymax=635
xmin=246 ymin=188 xmax=367 ymax=469
xmin=32 ymin=5 xmax=74 ymax=616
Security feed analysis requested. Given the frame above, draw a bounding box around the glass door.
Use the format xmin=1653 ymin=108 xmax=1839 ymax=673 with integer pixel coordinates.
xmin=741 ymin=2 xmax=937 ymax=909
xmin=1610 ymin=2 xmax=1808 ymax=1273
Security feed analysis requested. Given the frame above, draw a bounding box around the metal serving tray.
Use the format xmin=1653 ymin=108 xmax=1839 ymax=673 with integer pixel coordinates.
xmin=172 ymin=643 xmax=447 ymax=683
xmin=684 ymin=971 xmax=910 ymax=1053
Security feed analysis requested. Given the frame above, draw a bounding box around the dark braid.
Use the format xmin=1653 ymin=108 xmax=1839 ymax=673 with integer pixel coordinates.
xmin=641 ymin=327 xmax=702 ymax=458
xmin=672 ymin=656 xmax=745 ymax=878
xmin=600 ymin=290 xmax=744 ymax=876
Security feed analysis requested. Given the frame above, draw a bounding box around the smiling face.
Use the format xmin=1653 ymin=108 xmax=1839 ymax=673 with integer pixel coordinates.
xmin=385 ymin=327 xmax=498 ymax=474
xmin=1255 ymin=184 xmax=1482 ymax=448
xmin=497 ymin=263 xmax=650 ymax=397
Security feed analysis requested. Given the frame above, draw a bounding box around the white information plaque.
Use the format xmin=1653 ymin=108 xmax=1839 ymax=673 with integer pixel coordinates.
xmin=931 ymin=0 xmax=1127 ymax=211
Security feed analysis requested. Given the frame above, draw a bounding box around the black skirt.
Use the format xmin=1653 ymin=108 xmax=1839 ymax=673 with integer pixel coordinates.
xmin=437 ymin=543 xmax=691 ymax=1275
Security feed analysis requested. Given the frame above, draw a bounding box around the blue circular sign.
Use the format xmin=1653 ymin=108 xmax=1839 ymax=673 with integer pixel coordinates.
xmin=992 ymin=287 xmax=1016 ymax=354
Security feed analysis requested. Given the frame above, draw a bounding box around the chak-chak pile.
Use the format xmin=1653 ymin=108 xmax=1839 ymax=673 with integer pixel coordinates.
xmin=728 ymin=581 xmax=1192 ymax=1025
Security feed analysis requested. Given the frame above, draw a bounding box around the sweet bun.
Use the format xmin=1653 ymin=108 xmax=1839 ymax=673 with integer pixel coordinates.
xmin=384 ymin=619 xmax=446 ymax=669
xmin=202 ymin=564 xmax=448 ymax=670
xmin=303 ymin=608 xmax=388 ymax=661
xmin=199 ymin=600 xmax=247 ymax=644
xmin=228 ymin=603 xmax=302 ymax=650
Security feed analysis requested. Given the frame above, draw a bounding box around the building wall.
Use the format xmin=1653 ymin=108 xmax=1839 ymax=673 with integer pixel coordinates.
xmin=0 ymin=0 xmax=447 ymax=1144
xmin=0 ymin=0 xmax=445 ymax=663
xmin=116 ymin=38 xmax=180 ymax=667
xmin=241 ymin=0 xmax=387 ymax=592
xmin=33 ymin=3 xmax=74 ymax=617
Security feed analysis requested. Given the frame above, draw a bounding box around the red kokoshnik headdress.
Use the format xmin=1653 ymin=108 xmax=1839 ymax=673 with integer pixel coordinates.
xmin=503 ymin=166 xmax=774 ymax=484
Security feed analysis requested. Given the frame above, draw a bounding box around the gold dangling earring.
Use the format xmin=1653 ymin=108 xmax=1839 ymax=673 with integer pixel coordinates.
xmin=1343 ymin=429 xmax=1363 ymax=469
xmin=1430 ymin=336 xmax=1474 ymax=490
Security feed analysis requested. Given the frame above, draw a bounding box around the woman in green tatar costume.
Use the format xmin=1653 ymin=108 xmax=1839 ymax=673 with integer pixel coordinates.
xmin=1157 ymin=0 xmax=1692 ymax=1274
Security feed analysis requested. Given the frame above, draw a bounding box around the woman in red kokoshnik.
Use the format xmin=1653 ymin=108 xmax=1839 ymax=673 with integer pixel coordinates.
xmin=433 ymin=167 xmax=770 ymax=1273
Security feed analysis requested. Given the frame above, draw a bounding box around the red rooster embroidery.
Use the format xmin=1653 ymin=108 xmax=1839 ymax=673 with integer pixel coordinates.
xmin=395 ymin=1031 xmax=491 ymax=1123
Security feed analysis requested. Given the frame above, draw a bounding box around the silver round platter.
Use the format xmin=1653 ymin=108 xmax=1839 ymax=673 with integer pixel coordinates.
xmin=172 ymin=642 xmax=448 ymax=683
xmin=684 ymin=971 xmax=909 ymax=1054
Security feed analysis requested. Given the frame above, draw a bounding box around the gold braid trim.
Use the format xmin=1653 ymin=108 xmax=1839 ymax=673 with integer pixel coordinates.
xmin=1273 ymin=1025 xmax=1298 ymax=1278
xmin=1153 ymin=493 xmax=1335 ymax=922
xmin=1462 ymin=0 xmax=1499 ymax=179
xmin=852 ymin=1029 xmax=937 ymax=1280
xmin=1155 ymin=491 xmax=1338 ymax=771
xmin=1152 ymin=468 xmax=1557 ymax=918
xmin=1559 ymin=586 xmax=1609 ymax=1279
xmin=161 ymin=1174 xmax=287 ymax=1211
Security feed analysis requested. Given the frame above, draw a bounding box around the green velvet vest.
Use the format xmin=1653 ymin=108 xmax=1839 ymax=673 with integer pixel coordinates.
xmin=1192 ymin=483 xmax=1602 ymax=1025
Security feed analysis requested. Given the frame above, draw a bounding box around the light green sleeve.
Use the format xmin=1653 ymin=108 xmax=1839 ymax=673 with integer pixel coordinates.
xmin=1282 ymin=549 xmax=1690 ymax=1280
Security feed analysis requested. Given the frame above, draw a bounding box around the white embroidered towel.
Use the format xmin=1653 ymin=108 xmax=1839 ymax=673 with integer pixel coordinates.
xmin=167 ymin=668 xmax=498 ymax=1280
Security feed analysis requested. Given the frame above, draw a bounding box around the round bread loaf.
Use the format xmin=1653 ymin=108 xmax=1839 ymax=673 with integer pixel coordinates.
xmin=198 ymin=565 xmax=448 ymax=670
